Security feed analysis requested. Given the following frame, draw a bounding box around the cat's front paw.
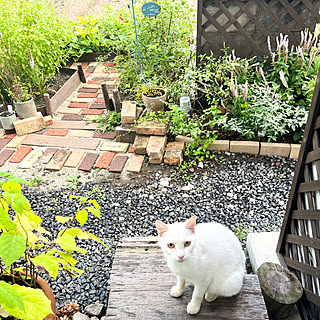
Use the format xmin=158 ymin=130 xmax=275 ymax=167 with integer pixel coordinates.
xmin=187 ymin=301 xmax=201 ymax=315
xmin=170 ymin=285 xmax=184 ymax=298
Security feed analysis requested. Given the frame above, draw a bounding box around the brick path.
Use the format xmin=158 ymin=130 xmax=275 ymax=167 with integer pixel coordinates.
xmin=0 ymin=62 xmax=144 ymax=174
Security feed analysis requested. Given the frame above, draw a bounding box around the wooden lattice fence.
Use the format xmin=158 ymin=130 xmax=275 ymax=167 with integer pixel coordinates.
xmin=277 ymin=68 xmax=320 ymax=320
xmin=196 ymin=0 xmax=320 ymax=59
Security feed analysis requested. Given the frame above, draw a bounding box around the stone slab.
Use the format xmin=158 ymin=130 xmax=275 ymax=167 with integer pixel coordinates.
xmin=78 ymin=153 xmax=99 ymax=172
xmin=147 ymin=136 xmax=167 ymax=159
xmin=68 ymin=130 xmax=93 ymax=138
xmin=136 ymin=121 xmax=169 ymax=136
xmin=127 ymin=155 xmax=144 ymax=173
xmin=207 ymin=140 xmax=230 ymax=152
xmin=109 ymin=155 xmax=128 ymax=173
xmin=115 ymin=126 xmax=136 ymax=144
xmin=246 ymin=232 xmax=280 ymax=274
xmin=38 ymin=148 xmax=58 ymax=164
xmin=78 ymin=87 xmax=98 ymax=93
xmin=93 ymin=131 xmax=116 ymax=140
xmin=289 ymin=144 xmax=301 ymax=159
xmin=45 ymin=129 xmax=69 ymax=136
xmin=260 ymin=142 xmax=291 ymax=158
xmin=64 ymin=149 xmax=86 ymax=168
xmin=46 ymin=149 xmax=71 ymax=171
xmin=0 ymin=139 xmax=11 ymax=150
xmin=164 ymin=149 xmax=183 ymax=165
xmin=6 ymin=136 xmax=26 ymax=148
xmin=47 ymin=120 xmax=98 ymax=130
xmin=121 ymin=101 xmax=137 ymax=124
xmin=70 ymin=97 xmax=95 ymax=103
xmin=0 ymin=149 xmax=15 ymax=166
xmin=230 ymin=141 xmax=259 ymax=155
xmin=22 ymin=135 xmax=100 ymax=150
xmin=61 ymin=114 xmax=84 ymax=121
xmin=18 ymin=150 xmax=43 ymax=169
xmin=58 ymin=107 xmax=82 ymax=114
xmin=90 ymin=103 xmax=106 ymax=109
xmin=77 ymin=93 xmax=98 ymax=98
xmin=133 ymin=135 xmax=149 ymax=155
xmin=165 ymin=141 xmax=185 ymax=153
xmin=100 ymin=141 xmax=129 ymax=153
xmin=175 ymin=135 xmax=194 ymax=143
xmin=14 ymin=112 xmax=44 ymax=136
xmin=68 ymin=102 xmax=89 ymax=109
xmin=9 ymin=146 xmax=33 ymax=163
xmin=95 ymin=152 xmax=116 ymax=169
xmin=81 ymin=109 xmax=104 ymax=115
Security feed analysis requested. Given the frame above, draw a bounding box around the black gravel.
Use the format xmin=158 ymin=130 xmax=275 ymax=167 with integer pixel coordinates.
xmin=23 ymin=153 xmax=296 ymax=311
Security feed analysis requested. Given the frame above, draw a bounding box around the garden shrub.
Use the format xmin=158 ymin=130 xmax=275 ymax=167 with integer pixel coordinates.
xmin=0 ymin=0 xmax=73 ymax=100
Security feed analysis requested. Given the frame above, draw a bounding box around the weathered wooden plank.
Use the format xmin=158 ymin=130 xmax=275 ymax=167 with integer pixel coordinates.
xmin=106 ymin=238 xmax=268 ymax=319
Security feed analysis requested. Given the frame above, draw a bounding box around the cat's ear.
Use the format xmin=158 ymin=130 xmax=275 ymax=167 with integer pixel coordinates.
xmin=185 ymin=216 xmax=197 ymax=233
xmin=156 ymin=220 xmax=169 ymax=237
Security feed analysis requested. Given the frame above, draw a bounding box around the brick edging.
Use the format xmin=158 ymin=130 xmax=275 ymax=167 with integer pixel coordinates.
xmin=175 ymin=135 xmax=300 ymax=159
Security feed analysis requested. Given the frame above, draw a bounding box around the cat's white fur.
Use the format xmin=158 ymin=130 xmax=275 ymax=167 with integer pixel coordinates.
xmin=156 ymin=216 xmax=245 ymax=315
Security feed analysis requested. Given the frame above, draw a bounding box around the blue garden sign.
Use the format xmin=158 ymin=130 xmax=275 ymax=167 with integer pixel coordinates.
xmin=142 ymin=2 xmax=161 ymax=18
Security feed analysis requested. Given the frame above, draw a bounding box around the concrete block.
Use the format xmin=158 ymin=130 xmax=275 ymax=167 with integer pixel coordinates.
xmin=147 ymin=136 xmax=167 ymax=159
xmin=289 ymin=144 xmax=301 ymax=159
xmin=14 ymin=112 xmax=44 ymax=136
xmin=230 ymin=141 xmax=259 ymax=155
xmin=207 ymin=140 xmax=229 ymax=152
xmin=260 ymin=142 xmax=291 ymax=158
xmin=121 ymin=101 xmax=137 ymax=124
xmin=164 ymin=149 xmax=183 ymax=165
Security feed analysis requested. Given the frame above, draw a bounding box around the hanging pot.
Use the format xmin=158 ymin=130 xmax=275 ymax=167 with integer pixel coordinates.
xmin=14 ymin=97 xmax=38 ymax=119
xmin=142 ymin=88 xmax=167 ymax=112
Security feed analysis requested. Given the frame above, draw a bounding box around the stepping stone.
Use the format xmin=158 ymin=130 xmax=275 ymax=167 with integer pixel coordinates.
xmin=90 ymin=103 xmax=106 ymax=109
xmin=47 ymin=120 xmax=98 ymax=130
xmin=121 ymin=101 xmax=137 ymax=124
xmin=133 ymin=135 xmax=149 ymax=155
xmin=78 ymin=87 xmax=98 ymax=93
xmin=127 ymin=155 xmax=144 ymax=173
xmin=136 ymin=121 xmax=169 ymax=136
xmin=9 ymin=146 xmax=33 ymax=163
xmin=68 ymin=130 xmax=93 ymax=138
xmin=109 ymin=155 xmax=128 ymax=173
xmin=61 ymin=114 xmax=84 ymax=121
xmin=0 ymin=139 xmax=12 ymax=150
xmin=95 ymin=152 xmax=116 ymax=169
xmin=22 ymin=135 xmax=100 ymax=150
xmin=46 ymin=149 xmax=71 ymax=171
xmin=0 ymin=149 xmax=15 ymax=166
xmin=93 ymin=131 xmax=116 ymax=140
xmin=81 ymin=109 xmax=104 ymax=116
xmin=77 ymin=93 xmax=98 ymax=99
xmin=71 ymin=98 xmax=95 ymax=104
xmin=64 ymin=149 xmax=86 ymax=168
xmin=18 ymin=150 xmax=43 ymax=169
xmin=58 ymin=107 xmax=82 ymax=114
xmin=38 ymin=148 xmax=58 ymax=164
xmin=45 ymin=129 xmax=69 ymax=136
xmin=68 ymin=102 xmax=89 ymax=109
xmin=100 ymin=141 xmax=129 ymax=153
xmin=78 ymin=153 xmax=99 ymax=172
xmin=7 ymin=135 xmax=26 ymax=148
xmin=80 ymin=83 xmax=100 ymax=89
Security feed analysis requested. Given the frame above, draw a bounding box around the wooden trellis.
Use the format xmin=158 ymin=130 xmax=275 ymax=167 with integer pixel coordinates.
xmin=277 ymin=68 xmax=320 ymax=320
xmin=196 ymin=0 xmax=320 ymax=59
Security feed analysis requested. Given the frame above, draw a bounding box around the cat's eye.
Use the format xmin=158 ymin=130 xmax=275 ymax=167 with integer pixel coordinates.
xmin=167 ymin=243 xmax=175 ymax=249
xmin=184 ymin=241 xmax=191 ymax=247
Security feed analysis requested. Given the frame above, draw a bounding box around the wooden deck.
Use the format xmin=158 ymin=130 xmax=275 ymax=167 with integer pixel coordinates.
xmin=106 ymin=237 xmax=269 ymax=319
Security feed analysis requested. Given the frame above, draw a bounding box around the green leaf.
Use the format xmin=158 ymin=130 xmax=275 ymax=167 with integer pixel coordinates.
xmin=0 ymin=172 xmax=13 ymax=178
xmin=57 ymin=251 xmax=77 ymax=266
xmin=0 ymin=207 xmax=16 ymax=230
xmin=56 ymin=216 xmax=73 ymax=224
xmin=0 ymin=233 xmax=26 ymax=267
xmin=88 ymin=232 xmax=108 ymax=249
xmin=2 ymin=181 xmax=21 ymax=193
xmin=56 ymin=234 xmax=87 ymax=254
xmin=13 ymin=284 xmax=53 ymax=320
xmin=8 ymin=176 xmax=31 ymax=186
xmin=0 ymin=281 xmax=25 ymax=318
xmin=63 ymin=264 xmax=84 ymax=276
xmin=86 ymin=206 xmax=100 ymax=219
xmin=88 ymin=199 xmax=100 ymax=209
xmin=76 ymin=209 xmax=88 ymax=226
xmin=31 ymin=254 xmax=59 ymax=280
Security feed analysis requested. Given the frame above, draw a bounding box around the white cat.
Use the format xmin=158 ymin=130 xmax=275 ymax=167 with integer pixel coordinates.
xmin=156 ymin=216 xmax=245 ymax=315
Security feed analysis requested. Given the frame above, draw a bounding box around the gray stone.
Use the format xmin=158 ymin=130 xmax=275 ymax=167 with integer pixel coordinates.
xmin=84 ymin=303 xmax=105 ymax=317
xmin=73 ymin=313 xmax=90 ymax=320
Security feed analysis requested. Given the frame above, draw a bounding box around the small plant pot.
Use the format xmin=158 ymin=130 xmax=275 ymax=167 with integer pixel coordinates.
xmin=14 ymin=98 xmax=38 ymax=119
xmin=0 ymin=111 xmax=16 ymax=131
xmin=142 ymin=88 xmax=167 ymax=112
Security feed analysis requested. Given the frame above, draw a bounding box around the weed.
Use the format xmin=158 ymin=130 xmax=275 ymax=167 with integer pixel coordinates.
xmin=66 ymin=176 xmax=80 ymax=190
xmin=30 ymin=175 xmax=42 ymax=187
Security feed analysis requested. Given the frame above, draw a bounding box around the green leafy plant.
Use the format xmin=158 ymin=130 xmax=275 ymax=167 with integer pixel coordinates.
xmin=0 ymin=171 xmax=107 ymax=319
xmin=92 ymin=111 xmax=121 ymax=132
xmin=29 ymin=176 xmax=42 ymax=187
xmin=233 ymin=222 xmax=251 ymax=241
xmin=66 ymin=176 xmax=80 ymax=190
xmin=87 ymin=186 xmax=103 ymax=200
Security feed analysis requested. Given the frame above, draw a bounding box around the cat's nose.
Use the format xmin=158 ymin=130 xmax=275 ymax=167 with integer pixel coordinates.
xmin=178 ymin=255 xmax=184 ymax=260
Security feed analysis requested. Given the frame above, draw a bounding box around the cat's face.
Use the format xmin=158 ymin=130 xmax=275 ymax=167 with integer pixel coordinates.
xmin=156 ymin=217 xmax=196 ymax=263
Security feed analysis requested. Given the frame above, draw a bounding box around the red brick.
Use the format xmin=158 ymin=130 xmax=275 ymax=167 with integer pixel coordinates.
xmin=61 ymin=114 xmax=84 ymax=121
xmin=95 ymin=152 xmax=116 ymax=169
xmin=0 ymin=139 xmax=11 ymax=150
xmin=93 ymin=131 xmax=116 ymax=140
xmin=68 ymin=102 xmax=89 ymax=109
xmin=88 ymin=80 xmax=102 ymax=85
xmin=95 ymin=98 xmax=105 ymax=104
xmin=78 ymin=153 xmax=99 ymax=172
xmin=128 ymin=145 xmax=134 ymax=153
xmin=9 ymin=146 xmax=32 ymax=163
xmin=4 ymin=134 xmax=17 ymax=140
xmin=127 ymin=155 xmax=144 ymax=173
xmin=81 ymin=109 xmax=104 ymax=115
xmin=81 ymin=62 xmax=89 ymax=69
xmin=84 ymin=72 xmax=90 ymax=78
xmin=103 ymin=62 xmax=115 ymax=67
xmin=78 ymin=88 xmax=98 ymax=93
xmin=0 ymin=149 xmax=15 ymax=166
xmin=77 ymin=93 xmax=98 ymax=99
xmin=109 ymin=155 xmax=128 ymax=173
xmin=45 ymin=129 xmax=69 ymax=136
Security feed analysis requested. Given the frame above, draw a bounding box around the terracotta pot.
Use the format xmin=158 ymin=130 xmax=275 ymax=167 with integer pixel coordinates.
xmin=36 ymin=276 xmax=57 ymax=320
xmin=142 ymin=88 xmax=167 ymax=112
xmin=14 ymin=98 xmax=38 ymax=119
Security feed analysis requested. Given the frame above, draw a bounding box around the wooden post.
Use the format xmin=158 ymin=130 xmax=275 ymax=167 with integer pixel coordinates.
xmin=77 ymin=63 xmax=86 ymax=83
xmin=43 ymin=94 xmax=52 ymax=116
xmin=112 ymin=89 xmax=121 ymax=113
xmin=257 ymin=262 xmax=303 ymax=320
xmin=101 ymin=83 xmax=111 ymax=111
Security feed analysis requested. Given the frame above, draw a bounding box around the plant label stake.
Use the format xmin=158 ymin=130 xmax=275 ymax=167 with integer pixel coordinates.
xmin=141 ymin=2 xmax=161 ymax=17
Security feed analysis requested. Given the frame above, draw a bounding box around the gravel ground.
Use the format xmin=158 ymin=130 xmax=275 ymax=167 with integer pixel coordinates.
xmin=22 ymin=153 xmax=296 ymax=311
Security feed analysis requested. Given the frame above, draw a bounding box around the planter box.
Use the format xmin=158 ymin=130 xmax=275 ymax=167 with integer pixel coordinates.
xmin=65 ymin=52 xmax=116 ymax=66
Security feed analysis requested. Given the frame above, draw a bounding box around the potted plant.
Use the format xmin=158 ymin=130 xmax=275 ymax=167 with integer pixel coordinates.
xmin=0 ymin=95 xmax=16 ymax=133
xmin=0 ymin=172 xmax=107 ymax=320
xmin=141 ymin=85 xmax=167 ymax=112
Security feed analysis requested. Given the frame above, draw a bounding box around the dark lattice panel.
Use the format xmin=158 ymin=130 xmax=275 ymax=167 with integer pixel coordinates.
xmin=277 ymin=69 xmax=320 ymax=320
xmin=196 ymin=0 xmax=320 ymax=59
